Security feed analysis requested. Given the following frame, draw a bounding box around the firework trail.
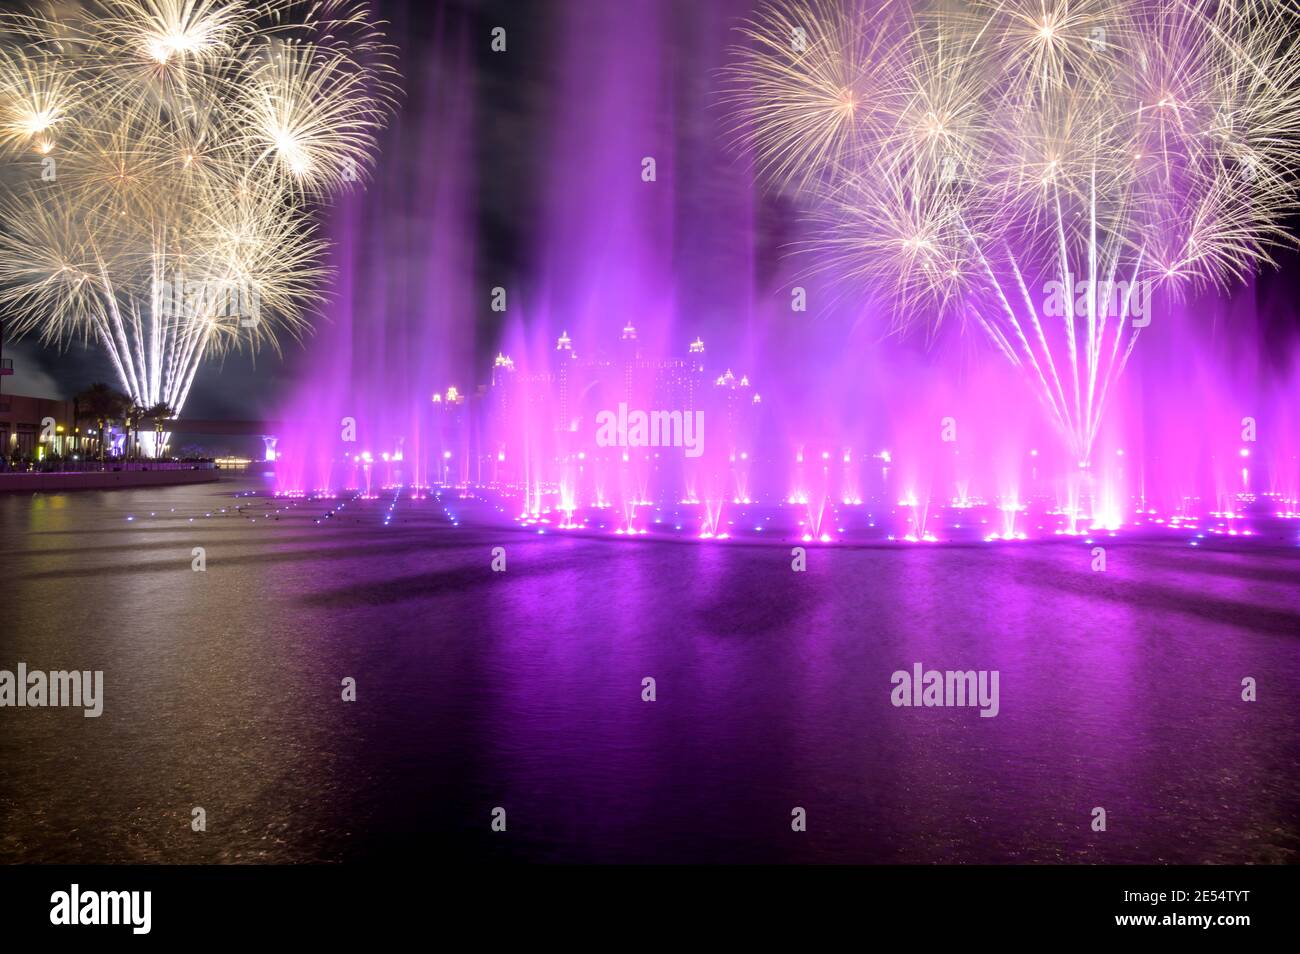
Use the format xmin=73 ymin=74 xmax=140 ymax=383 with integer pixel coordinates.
xmin=727 ymin=0 xmax=1300 ymax=461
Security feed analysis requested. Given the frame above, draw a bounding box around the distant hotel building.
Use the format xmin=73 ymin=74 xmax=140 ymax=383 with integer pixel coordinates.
xmin=430 ymin=327 xmax=762 ymax=495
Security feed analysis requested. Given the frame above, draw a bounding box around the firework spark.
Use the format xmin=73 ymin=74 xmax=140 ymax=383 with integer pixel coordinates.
xmin=0 ymin=0 xmax=396 ymax=453
xmin=728 ymin=0 xmax=1300 ymax=461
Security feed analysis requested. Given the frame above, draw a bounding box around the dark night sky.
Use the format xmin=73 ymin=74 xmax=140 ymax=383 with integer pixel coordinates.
xmin=3 ymin=0 xmax=1298 ymax=421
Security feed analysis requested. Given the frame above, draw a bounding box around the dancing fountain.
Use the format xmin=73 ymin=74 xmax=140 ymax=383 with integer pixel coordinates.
xmin=269 ymin=0 xmax=1300 ymax=549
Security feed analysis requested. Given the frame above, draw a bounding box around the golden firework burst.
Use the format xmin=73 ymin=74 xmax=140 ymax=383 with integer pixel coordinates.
xmin=728 ymin=0 xmax=1300 ymax=460
xmin=0 ymin=0 xmax=396 ymax=440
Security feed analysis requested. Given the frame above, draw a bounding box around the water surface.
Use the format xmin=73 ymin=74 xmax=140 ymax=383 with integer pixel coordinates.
xmin=1 ymin=478 xmax=1296 ymax=863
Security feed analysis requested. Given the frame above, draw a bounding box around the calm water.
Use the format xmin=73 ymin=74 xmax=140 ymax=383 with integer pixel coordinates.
xmin=1 ymin=477 xmax=1297 ymax=864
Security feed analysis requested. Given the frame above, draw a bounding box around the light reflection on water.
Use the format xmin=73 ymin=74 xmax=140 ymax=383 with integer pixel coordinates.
xmin=1 ymin=478 xmax=1296 ymax=863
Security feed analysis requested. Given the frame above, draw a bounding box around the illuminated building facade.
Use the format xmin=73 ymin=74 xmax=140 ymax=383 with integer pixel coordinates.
xmin=431 ymin=332 xmax=762 ymax=505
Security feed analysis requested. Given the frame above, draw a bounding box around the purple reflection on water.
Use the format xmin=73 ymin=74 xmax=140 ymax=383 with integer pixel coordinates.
xmin=6 ymin=481 xmax=1293 ymax=863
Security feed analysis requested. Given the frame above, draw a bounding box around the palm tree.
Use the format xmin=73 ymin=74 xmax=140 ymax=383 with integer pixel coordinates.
xmin=124 ymin=403 xmax=145 ymax=459
xmin=145 ymin=402 xmax=175 ymax=459
xmin=74 ymin=383 xmax=129 ymax=463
